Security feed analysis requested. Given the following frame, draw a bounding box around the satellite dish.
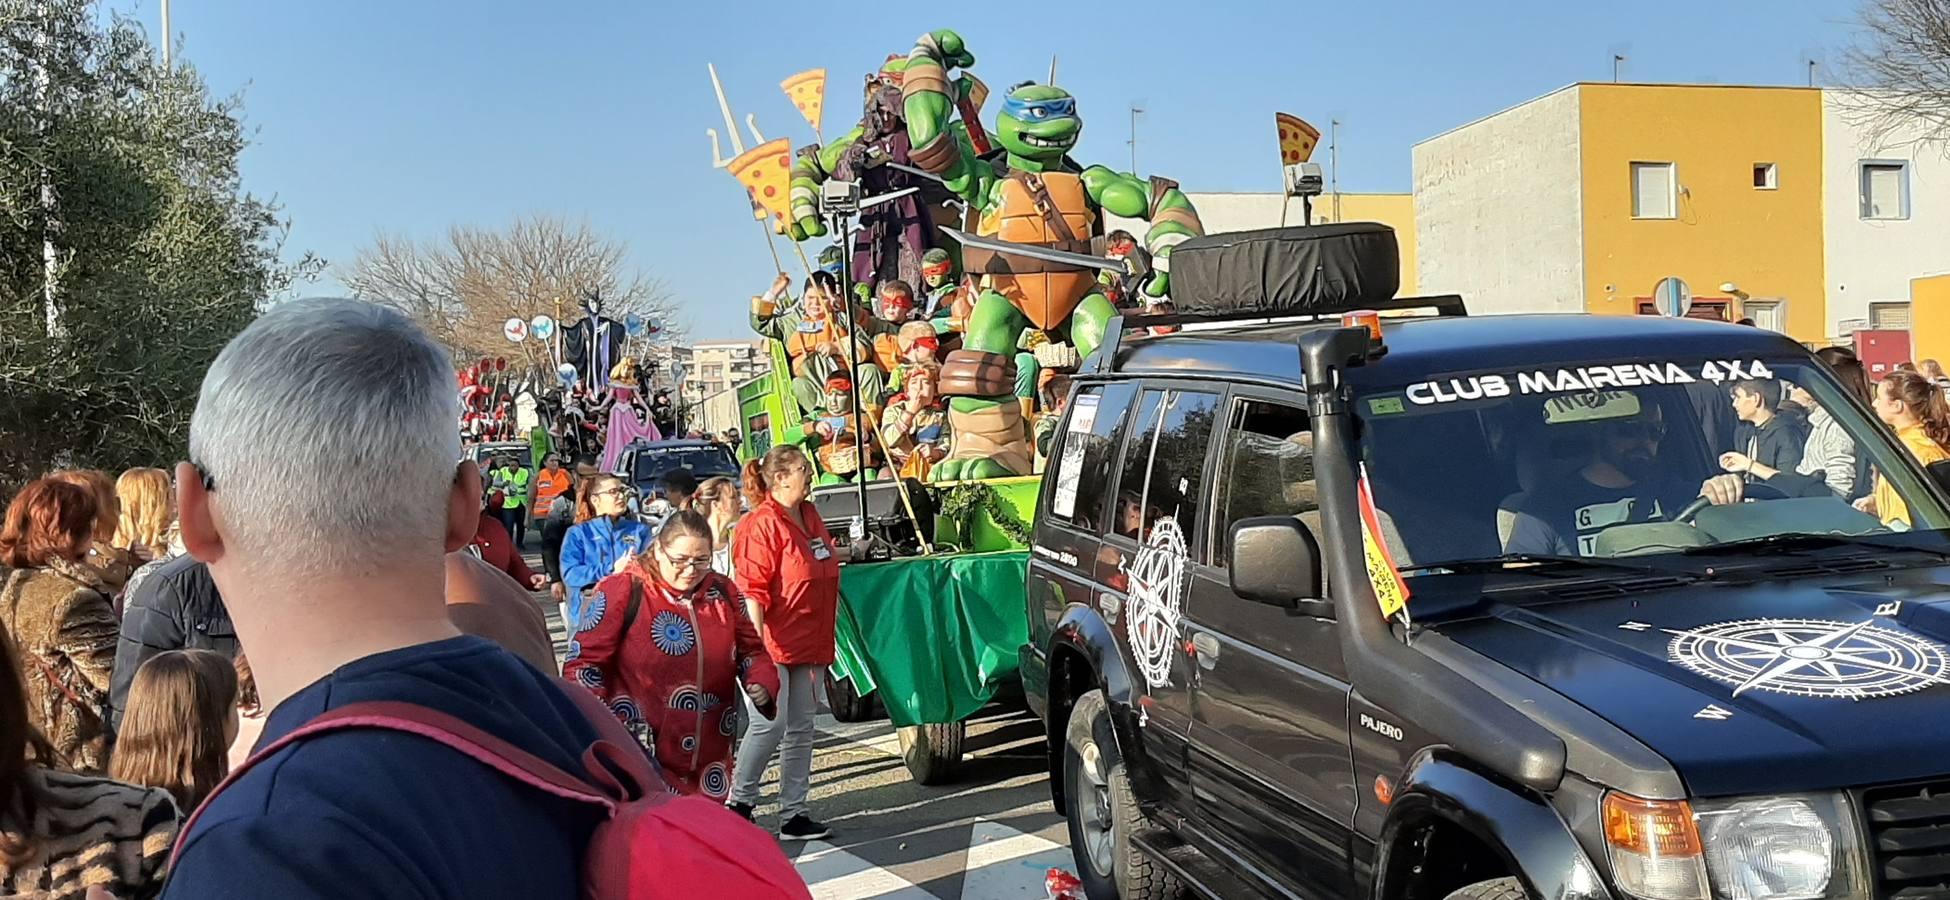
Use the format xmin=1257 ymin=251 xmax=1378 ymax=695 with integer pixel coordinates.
xmin=503 ymin=317 xmax=528 ymax=342
xmin=1653 ymin=277 xmax=1692 ymax=317
xmin=529 ymin=315 xmax=556 ymax=340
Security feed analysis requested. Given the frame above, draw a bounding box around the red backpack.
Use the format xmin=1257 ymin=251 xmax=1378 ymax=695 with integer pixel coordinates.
xmin=172 ymin=683 xmax=811 ymax=898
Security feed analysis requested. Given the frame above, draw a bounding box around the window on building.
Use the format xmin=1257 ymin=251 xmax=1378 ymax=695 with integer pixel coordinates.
xmin=1110 ymin=388 xmax=1220 ymax=555
xmin=1871 ymin=301 xmax=1912 ymax=331
xmin=1743 ymin=300 xmax=1786 ymax=333
xmin=1047 ymin=383 xmax=1138 ymax=531
xmin=1631 ymin=162 xmax=1676 ymax=219
xmin=1753 ymin=163 xmax=1777 ymax=190
xmin=1861 ymin=161 xmax=1910 ymax=220
xmin=1211 ymin=398 xmax=1315 ymax=565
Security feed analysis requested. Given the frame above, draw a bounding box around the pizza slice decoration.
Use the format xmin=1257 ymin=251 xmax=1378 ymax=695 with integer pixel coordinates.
xmin=1276 ymin=112 xmax=1321 ymax=165
xmin=781 ymin=69 xmax=826 ymax=136
xmin=728 ymin=138 xmax=794 ymax=230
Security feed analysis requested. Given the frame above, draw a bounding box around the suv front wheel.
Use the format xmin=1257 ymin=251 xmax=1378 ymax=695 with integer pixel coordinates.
xmin=1064 ymin=690 xmax=1178 ymax=900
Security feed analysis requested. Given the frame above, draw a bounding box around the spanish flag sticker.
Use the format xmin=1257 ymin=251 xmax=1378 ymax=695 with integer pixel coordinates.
xmin=1357 ymin=465 xmax=1410 ymax=619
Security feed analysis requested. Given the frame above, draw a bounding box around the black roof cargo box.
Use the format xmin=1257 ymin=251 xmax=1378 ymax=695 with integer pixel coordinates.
xmin=1167 ymin=223 xmax=1400 ymax=317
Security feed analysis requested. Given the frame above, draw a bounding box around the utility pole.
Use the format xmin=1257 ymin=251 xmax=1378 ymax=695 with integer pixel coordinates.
xmin=1807 ymin=59 xmax=1817 ymax=87
xmin=1128 ymin=106 xmax=1143 ymax=174
xmin=1329 ymin=119 xmax=1341 ymax=223
xmin=161 ymin=0 xmax=171 ymax=68
xmin=1613 ymin=54 xmax=1625 ymax=83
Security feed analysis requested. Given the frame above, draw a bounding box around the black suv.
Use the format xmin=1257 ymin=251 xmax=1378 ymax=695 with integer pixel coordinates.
xmin=1025 ymin=225 xmax=1950 ymax=900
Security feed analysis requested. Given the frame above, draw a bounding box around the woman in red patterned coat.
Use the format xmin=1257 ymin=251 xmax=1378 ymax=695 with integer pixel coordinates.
xmin=564 ymin=510 xmax=780 ymax=799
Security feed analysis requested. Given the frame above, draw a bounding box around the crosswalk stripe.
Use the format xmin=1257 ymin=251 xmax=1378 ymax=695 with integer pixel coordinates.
xmin=794 ymin=840 xmax=935 ymax=900
xmin=962 ymin=819 xmax=1075 ymax=899
xmin=814 ymin=714 xmax=904 ymax=757
xmin=794 ymin=819 xmax=1072 ymax=900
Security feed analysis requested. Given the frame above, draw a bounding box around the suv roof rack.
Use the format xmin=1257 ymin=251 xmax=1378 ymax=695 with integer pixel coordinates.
xmin=1083 ymin=293 xmax=1468 ymax=375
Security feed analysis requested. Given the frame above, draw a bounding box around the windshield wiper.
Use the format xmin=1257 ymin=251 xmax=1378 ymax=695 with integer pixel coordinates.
xmin=1401 ymin=554 xmax=1675 ymax=577
xmin=1680 ymin=532 xmax=1950 ymax=558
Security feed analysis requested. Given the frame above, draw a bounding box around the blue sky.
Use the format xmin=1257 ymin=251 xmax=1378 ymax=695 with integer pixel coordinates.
xmin=119 ymin=0 xmax=1854 ymax=340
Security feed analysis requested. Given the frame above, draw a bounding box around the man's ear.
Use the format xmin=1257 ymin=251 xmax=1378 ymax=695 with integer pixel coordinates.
xmin=446 ymin=462 xmax=483 ymax=553
xmin=176 ymin=461 xmax=225 ymax=564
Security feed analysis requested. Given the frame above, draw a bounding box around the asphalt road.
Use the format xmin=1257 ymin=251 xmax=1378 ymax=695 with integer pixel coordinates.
xmin=528 ymin=547 xmax=1077 ymax=899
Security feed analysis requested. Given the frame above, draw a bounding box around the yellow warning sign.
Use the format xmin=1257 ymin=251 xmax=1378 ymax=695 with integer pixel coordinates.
xmin=1357 ymin=467 xmax=1410 ymax=619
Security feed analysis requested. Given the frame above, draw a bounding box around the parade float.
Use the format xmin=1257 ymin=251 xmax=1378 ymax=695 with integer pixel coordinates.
xmin=707 ymin=31 xmax=1202 ymax=782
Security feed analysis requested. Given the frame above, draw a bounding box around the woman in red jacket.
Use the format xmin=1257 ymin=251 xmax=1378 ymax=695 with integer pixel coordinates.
xmin=726 ymin=445 xmax=874 ymax=839
xmin=564 ymin=510 xmax=779 ymax=799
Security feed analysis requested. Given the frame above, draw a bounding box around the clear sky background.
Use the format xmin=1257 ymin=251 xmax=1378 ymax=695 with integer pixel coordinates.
xmin=116 ymin=0 xmax=1857 ymax=341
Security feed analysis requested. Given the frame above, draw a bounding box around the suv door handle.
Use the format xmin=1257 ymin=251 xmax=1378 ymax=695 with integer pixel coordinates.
xmin=1191 ymin=632 xmax=1220 ymax=670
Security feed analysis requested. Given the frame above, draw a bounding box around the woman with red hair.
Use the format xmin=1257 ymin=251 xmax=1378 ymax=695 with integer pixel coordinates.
xmin=0 ymin=479 xmax=121 ymax=772
xmin=48 ymin=469 xmax=139 ymax=598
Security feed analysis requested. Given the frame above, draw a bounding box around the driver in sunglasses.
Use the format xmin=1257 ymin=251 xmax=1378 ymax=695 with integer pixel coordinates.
xmin=1503 ymin=400 xmax=1745 ymax=557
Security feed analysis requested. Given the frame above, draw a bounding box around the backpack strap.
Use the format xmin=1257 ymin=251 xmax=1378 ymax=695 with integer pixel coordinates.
xmin=169 ymin=699 xmax=624 ymax=870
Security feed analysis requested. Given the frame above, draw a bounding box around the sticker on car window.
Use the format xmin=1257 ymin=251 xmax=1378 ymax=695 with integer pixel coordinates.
xmin=1543 ymin=390 xmax=1641 ymax=424
xmin=1367 ymin=396 xmax=1406 ymax=416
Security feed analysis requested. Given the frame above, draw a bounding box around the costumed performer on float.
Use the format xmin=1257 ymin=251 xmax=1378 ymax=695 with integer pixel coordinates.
xmin=749 ymin=271 xmax=888 ymax=418
xmin=599 ymin=358 xmax=662 ymax=473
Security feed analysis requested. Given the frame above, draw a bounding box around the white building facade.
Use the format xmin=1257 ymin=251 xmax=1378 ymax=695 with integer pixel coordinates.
xmin=1411 ymin=86 xmax=1586 ymax=315
xmin=1821 ymin=91 xmax=1950 ymax=337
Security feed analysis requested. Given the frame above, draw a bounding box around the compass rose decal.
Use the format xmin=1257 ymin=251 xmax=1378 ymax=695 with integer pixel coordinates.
xmin=1667 ymin=617 xmax=1950 ymax=700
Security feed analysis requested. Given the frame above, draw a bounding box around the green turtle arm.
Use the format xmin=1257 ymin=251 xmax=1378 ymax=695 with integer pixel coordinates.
xmin=1081 ymin=165 xmax=1204 ymax=297
xmin=1081 ymin=165 xmax=1151 ymax=218
xmin=788 ymin=132 xmax=858 ymax=240
xmin=902 ymin=30 xmax=981 ymax=201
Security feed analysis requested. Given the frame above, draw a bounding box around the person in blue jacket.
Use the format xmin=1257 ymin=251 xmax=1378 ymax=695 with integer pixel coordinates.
xmin=559 ymin=474 xmax=651 ymax=629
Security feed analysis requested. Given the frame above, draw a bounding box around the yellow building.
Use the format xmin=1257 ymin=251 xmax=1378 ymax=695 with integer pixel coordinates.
xmin=1415 ymin=83 xmax=1831 ymax=342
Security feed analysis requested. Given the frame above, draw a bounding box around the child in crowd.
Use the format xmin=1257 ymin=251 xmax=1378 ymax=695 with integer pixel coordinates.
xmin=110 ymin=649 xmax=239 ymax=813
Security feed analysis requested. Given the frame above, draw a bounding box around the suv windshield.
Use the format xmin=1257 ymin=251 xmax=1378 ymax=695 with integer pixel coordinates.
xmin=631 ymin=446 xmax=739 ymax=484
xmin=1352 ymin=355 xmax=1950 ymax=572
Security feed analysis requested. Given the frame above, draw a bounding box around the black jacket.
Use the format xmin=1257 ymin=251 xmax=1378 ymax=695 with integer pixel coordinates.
xmin=110 ymin=555 xmax=237 ymax=730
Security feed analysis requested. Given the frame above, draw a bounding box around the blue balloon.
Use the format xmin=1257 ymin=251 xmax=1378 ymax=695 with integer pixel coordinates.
xmin=556 ymin=363 xmax=578 ymax=388
xmin=624 ymin=313 xmax=647 ymax=338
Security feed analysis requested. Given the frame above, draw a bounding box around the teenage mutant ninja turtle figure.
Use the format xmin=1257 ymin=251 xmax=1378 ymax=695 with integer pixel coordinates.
xmin=786 ymin=54 xmax=988 ymax=290
xmin=901 ymin=29 xmax=1205 ymax=480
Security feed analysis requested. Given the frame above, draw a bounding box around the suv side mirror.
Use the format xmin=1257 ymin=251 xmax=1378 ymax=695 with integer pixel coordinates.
xmin=1228 ymin=516 xmax=1326 ymax=612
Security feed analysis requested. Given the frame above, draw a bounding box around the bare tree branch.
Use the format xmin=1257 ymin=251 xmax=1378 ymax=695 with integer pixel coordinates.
xmin=342 ymin=214 xmax=680 ymax=366
xmin=1842 ymin=0 xmax=1950 ymax=149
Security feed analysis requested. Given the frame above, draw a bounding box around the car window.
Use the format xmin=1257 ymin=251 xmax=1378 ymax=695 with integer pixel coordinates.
xmin=1352 ymin=355 xmax=1950 ymax=567
xmin=1048 ymin=382 xmax=1138 ymax=531
xmin=1112 ymin=388 xmax=1220 ymax=557
xmin=1211 ymin=398 xmax=1315 ymax=566
xmin=632 ymin=447 xmax=739 ymax=483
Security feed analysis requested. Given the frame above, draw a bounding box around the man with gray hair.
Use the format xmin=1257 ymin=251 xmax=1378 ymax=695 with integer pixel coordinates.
xmin=162 ymin=299 xmax=607 ymax=897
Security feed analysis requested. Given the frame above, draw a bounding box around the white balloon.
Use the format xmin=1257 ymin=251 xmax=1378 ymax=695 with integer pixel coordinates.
xmin=503 ymin=318 xmax=528 ymax=342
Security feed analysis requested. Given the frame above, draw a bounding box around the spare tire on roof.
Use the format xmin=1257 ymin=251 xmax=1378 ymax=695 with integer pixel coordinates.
xmin=1166 ymin=223 xmax=1400 ymax=317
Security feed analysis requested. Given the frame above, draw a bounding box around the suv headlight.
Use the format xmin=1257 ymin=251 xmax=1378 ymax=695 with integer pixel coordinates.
xmin=1604 ymin=792 xmax=1869 ymax=900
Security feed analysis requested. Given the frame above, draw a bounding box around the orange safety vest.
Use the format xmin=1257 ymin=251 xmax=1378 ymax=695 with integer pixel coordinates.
xmin=534 ymin=468 xmax=572 ymax=505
